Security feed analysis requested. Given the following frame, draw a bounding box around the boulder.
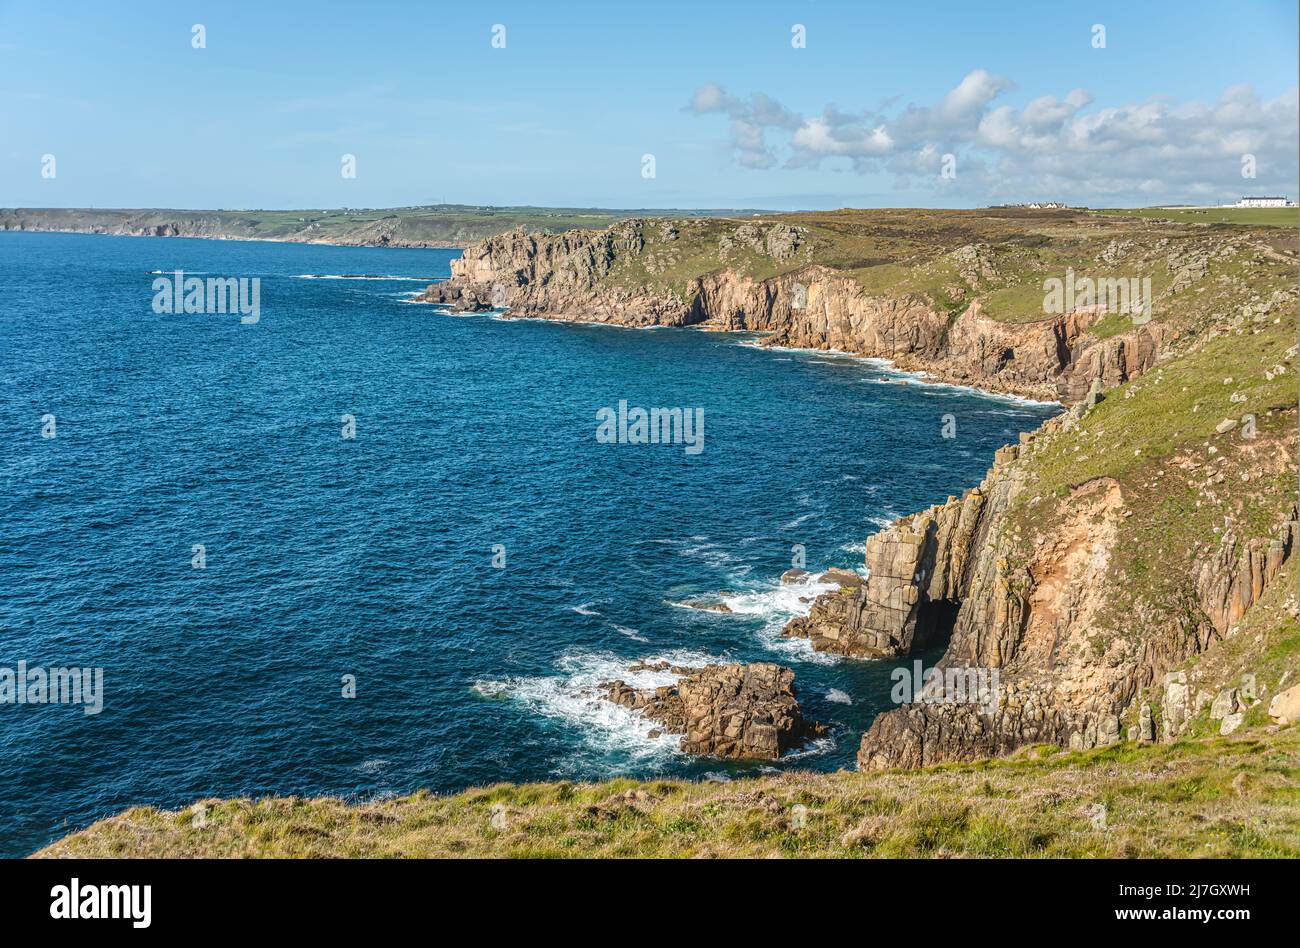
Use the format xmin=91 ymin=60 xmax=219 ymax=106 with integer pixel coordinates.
xmin=1210 ymin=687 xmax=1240 ymax=721
xmin=601 ymin=662 xmax=825 ymax=761
xmin=1268 ymin=683 xmax=1300 ymax=725
xmin=780 ymin=568 xmax=810 ymax=585
xmin=819 ymin=568 xmax=865 ymax=590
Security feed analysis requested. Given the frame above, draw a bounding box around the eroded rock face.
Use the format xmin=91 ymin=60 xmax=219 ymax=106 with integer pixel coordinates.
xmin=1269 ymin=684 xmax=1300 ymax=725
xmin=417 ymin=224 xmax=1168 ymax=404
xmin=782 ymin=434 xmax=1031 ymax=659
xmin=601 ymin=662 xmax=825 ymax=760
xmin=1195 ymin=506 xmax=1298 ymax=636
xmin=854 ymin=438 xmax=1299 ymax=769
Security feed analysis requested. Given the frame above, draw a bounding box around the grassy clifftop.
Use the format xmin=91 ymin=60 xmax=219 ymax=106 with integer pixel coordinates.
xmin=37 ymin=726 xmax=1299 ymax=858
xmin=0 ymin=204 xmax=752 ymax=248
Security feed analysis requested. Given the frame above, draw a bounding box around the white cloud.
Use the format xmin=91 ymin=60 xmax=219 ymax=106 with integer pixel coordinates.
xmin=687 ymin=72 xmax=1299 ymax=204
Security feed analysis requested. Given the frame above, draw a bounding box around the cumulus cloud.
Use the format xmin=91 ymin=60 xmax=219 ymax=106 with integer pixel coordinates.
xmin=686 ymin=72 xmax=1299 ymax=204
xmin=686 ymin=83 xmax=801 ymax=169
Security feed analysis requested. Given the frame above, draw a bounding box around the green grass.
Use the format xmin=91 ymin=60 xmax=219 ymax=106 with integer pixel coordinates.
xmin=1092 ymin=207 xmax=1299 ymax=228
xmin=0 ymin=204 xmax=760 ymax=248
xmin=37 ymin=727 xmax=1300 ymax=858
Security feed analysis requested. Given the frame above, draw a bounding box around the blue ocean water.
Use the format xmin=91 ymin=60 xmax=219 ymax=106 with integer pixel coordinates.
xmin=0 ymin=232 xmax=1058 ymax=856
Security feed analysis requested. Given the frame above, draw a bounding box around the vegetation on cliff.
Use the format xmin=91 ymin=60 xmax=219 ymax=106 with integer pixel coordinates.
xmin=0 ymin=204 xmax=750 ymax=248
xmin=38 ymin=726 xmax=1299 ymax=858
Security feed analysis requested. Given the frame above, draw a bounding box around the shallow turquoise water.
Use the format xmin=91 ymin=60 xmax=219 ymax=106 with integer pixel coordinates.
xmin=0 ymin=232 xmax=1058 ymax=855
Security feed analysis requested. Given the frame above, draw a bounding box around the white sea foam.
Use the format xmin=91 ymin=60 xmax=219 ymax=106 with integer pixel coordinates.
xmin=863 ymin=366 xmax=1061 ymax=407
xmin=718 ymin=575 xmax=838 ymax=618
xmin=717 ymin=572 xmax=844 ymax=665
xmin=782 ymin=735 xmax=835 ymax=760
xmin=825 ymin=688 xmax=853 ymax=705
xmin=569 ymin=601 xmax=602 ymax=616
xmin=471 ymin=680 xmax=509 ymax=699
xmin=479 ymin=649 xmax=725 ymax=763
xmin=612 ymin=624 xmax=649 ymax=642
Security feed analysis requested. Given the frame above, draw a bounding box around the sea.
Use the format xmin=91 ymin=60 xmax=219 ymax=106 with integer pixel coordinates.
xmin=0 ymin=231 xmax=1059 ymax=855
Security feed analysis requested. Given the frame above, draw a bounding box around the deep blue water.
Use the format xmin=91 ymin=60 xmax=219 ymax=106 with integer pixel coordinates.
xmin=0 ymin=231 xmax=1058 ymax=856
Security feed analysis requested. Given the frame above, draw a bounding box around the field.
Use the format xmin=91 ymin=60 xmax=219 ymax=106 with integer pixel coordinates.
xmin=1092 ymin=207 xmax=1299 ymax=228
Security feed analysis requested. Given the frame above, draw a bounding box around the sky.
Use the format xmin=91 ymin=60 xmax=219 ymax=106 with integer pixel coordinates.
xmin=1 ymin=0 xmax=1296 ymax=210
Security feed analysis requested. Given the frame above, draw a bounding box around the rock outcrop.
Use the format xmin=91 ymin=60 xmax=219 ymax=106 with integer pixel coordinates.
xmin=783 ymin=434 xmax=1035 ymax=659
xmin=418 ymin=223 xmax=1166 ymax=404
xmin=601 ymin=662 xmax=826 ymax=760
xmin=850 ymin=446 xmax=1298 ymax=770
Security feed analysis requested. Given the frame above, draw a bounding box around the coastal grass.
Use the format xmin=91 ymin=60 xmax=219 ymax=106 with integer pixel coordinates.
xmin=590 ymin=207 xmax=1297 ymax=331
xmin=1091 ymin=207 xmax=1300 ymax=228
xmin=0 ymin=204 xmax=749 ymax=248
xmin=37 ymin=726 xmax=1300 ymax=859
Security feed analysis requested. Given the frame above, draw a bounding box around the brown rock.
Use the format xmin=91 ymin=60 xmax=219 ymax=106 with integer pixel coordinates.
xmin=601 ymin=662 xmax=825 ymax=761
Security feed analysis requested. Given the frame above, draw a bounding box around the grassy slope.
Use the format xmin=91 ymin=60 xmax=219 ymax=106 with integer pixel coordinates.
xmin=587 ymin=209 xmax=1297 ymax=330
xmin=38 ymin=727 xmax=1300 ymax=858
xmin=1092 ymin=207 xmax=1299 ymax=228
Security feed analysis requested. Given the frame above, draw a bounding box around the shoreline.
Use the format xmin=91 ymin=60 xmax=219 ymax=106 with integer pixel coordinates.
xmin=416 ymin=299 xmax=1067 ymax=407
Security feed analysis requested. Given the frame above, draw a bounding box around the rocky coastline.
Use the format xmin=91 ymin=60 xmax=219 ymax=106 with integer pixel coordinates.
xmin=424 ymin=214 xmax=1300 ymax=775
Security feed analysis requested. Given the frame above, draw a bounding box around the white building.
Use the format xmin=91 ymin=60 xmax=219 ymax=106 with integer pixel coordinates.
xmin=1236 ymin=196 xmax=1290 ymax=208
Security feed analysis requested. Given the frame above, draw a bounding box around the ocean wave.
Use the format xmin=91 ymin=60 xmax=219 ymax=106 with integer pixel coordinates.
xmin=718 ymin=574 xmax=838 ymax=618
xmin=718 ymin=572 xmax=845 ymax=665
xmin=475 ymin=649 xmax=725 ymax=762
xmin=863 ymin=367 xmax=1061 ymax=408
xmin=825 ymin=688 xmax=853 ymax=705
xmin=611 ymin=624 xmax=649 ymax=643
xmin=781 ymin=734 xmax=836 ymax=760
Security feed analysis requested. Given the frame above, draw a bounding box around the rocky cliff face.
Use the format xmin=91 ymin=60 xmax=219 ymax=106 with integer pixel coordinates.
xmin=842 ymin=411 xmax=1298 ymax=770
xmin=420 ymin=222 xmax=1164 ymax=403
xmin=783 ymin=440 xmax=1023 ymax=659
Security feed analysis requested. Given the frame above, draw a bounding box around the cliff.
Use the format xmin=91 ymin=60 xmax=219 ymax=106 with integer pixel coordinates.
xmin=0 ymin=205 xmax=743 ymax=249
xmin=421 ymin=209 xmax=1300 ymax=771
xmin=418 ymin=213 xmax=1180 ymax=402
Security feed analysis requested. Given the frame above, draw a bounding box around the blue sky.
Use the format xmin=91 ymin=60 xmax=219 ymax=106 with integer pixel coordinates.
xmin=2 ymin=0 xmax=1296 ymax=209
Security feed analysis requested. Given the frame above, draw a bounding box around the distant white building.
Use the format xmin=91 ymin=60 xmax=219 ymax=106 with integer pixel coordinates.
xmin=1236 ymin=196 xmax=1291 ymax=208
